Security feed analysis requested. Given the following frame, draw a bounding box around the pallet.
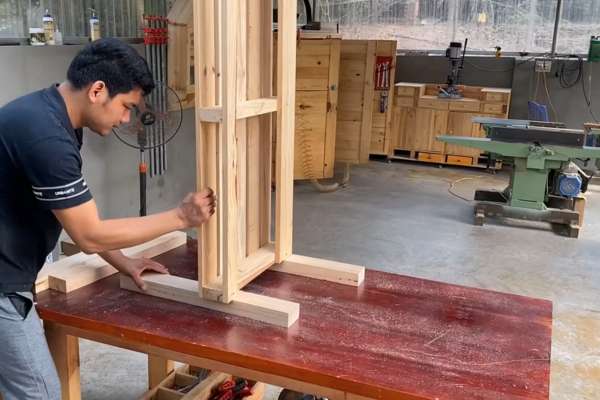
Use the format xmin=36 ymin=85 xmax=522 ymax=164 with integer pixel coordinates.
xmin=139 ymin=364 xmax=264 ymax=400
xmin=382 ymin=148 xmax=502 ymax=170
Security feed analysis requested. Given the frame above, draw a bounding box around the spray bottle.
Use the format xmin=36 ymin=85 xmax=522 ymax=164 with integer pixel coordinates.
xmin=42 ymin=9 xmax=55 ymax=45
xmin=90 ymin=8 xmax=101 ymax=42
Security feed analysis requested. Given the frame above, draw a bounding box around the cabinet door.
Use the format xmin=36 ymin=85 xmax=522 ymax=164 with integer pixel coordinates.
xmin=392 ymin=106 xmax=417 ymax=151
xmin=414 ymin=108 xmax=448 ymax=153
xmin=446 ymin=112 xmax=481 ymax=158
xmin=294 ymin=91 xmax=328 ymax=179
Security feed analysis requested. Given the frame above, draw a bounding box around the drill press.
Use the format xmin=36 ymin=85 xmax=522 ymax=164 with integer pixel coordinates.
xmin=438 ymin=118 xmax=600 ymax=237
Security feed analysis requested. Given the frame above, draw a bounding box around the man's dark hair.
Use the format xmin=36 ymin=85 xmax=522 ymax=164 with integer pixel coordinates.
xmin=67 ymin=38 xmax=155 ymax=97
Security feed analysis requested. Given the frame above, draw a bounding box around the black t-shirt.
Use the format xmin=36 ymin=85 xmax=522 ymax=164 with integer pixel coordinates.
xmin=0 ymin=85 xmax=93 ymax=293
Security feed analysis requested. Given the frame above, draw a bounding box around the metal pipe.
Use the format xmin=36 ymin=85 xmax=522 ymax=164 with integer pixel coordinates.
xmin=551 ymin=0 xmax=563 ymax=57
xmin=160 ymin=0 xmax=167 ymax=174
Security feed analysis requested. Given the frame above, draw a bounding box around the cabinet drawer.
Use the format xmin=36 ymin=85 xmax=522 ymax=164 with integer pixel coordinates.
xmin=417 ymin=152 xmax=445 ymax=163
xmin=396 ymin=86 xmax=415 ymax=96
xmin=482 ymin=103 xmax=505 ymax=114
xmin=447 ymin=155 xmax=473 ymax=166
xmin=418 ymin=98 xmax=449 ymax=110
xmin=484 ymin=92 xmax=506 ymax=102
xmin=449 ymin=100 xmax=480 ymax=112
xmin=395 ymin=96 xmax=415 ymax=107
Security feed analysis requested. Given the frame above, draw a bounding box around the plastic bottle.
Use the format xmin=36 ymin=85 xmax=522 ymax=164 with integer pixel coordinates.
xmin=90 ymin=8 xmax=101 ymax=42
xmin=54 ymin=29 xmax=63 ymax=45
xmin=42 ymin=9 xmax=55 ymax=45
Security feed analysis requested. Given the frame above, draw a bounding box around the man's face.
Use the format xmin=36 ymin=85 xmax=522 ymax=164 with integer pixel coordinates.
xmin=85 ymin=81 xmax=144 ymax=136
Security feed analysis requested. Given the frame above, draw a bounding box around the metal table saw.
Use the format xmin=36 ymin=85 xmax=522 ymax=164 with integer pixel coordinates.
xmin=438 ymin=117 xmax=600 ymax=237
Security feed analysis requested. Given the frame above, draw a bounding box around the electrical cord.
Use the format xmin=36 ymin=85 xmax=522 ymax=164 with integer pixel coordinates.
xmin=448 ymin=176 xmax=484 ymax=202
xmin=557 ymin=56 xmax=583 ymax=88
xmin=581 ymin=62 xmax=600 ymax=123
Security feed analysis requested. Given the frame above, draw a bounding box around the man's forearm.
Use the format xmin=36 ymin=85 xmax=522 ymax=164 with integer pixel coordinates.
xmin=98 ymin=249 xmax=128 ymax=270
xmin=82 ymin=209 xmax=185 ymax=253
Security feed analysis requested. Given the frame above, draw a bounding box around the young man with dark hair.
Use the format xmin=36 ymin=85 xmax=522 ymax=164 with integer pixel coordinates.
xmin=0 ymin=38 xmax=215 ymax=399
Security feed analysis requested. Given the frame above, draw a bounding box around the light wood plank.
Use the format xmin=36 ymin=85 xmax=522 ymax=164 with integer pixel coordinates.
xmin=236 ymin=98 xmax=277 ymax=119
xmin=196 ymin=106 xmax=223 ymax=122
xmin=271 ymin=255 xmax=365 ymax=287
xmin=46 ymin=232 xmax=187 ymax=293
xmin=44 ymin=322 xmax=80 ymax=400
xmin=221 ymin=0 xmax=240 ymax=303
xmin=275 ymin=0 xmax=297 ymax=263
xmin=148 ymin=355 xmax=175 ymax=390
xmin=259 ymin=0 xmax=273 ymax=249
xmin=120 ymin=273 xmax=299 ymax=327
xmin=194 ymin=0 xmax=220 ymax=295
xmin=237 ymin=244 xmax=276 ymax=289
xmin=359 ymin=41 xmax=376 ymax=163
xmin=324 ymin=39 xmax=341 ymax=178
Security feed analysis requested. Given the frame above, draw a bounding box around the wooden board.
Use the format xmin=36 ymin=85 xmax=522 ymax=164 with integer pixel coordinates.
xmin=37 ymin=241 xmax=553 ymax=400
xmin=38 ymin=231 xmax=187 ymax=294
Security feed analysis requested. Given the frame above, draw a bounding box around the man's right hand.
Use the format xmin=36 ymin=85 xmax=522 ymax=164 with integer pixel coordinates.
xmin=176 ymin=188 xmax=217 ymax=228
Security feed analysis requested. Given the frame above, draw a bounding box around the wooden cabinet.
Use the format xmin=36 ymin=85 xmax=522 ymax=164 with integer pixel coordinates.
xmin=390 ymin=83 xmax=511 ymax=164
xmin=336 ymin=39 xmax=397 ymax=163
xmin=274 ymin=35 xmax=341 ymax=180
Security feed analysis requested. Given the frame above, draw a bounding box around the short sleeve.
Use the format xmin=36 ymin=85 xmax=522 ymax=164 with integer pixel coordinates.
xmin=21 ymin=137 xmax=92 ymax=210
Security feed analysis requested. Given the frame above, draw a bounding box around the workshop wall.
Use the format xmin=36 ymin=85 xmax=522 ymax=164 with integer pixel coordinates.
xmin=0 ymin=45 xmax=196 ymax=220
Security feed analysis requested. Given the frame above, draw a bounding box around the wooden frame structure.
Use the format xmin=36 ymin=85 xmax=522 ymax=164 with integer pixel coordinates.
xmin=120 ymin=1 xmax=365 ymax=328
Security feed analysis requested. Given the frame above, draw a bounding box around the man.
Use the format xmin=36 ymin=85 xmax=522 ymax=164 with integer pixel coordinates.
xmin=0 ymin=38 xmax=216 ymax=399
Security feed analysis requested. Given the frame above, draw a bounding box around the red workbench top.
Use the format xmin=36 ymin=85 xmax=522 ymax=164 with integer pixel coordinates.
xmin=36 ymin=240 xmax=551 ymax=400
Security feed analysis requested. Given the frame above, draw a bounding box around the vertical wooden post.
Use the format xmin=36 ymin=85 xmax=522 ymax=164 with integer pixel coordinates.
xmin=221 ymin=0 xmax=240 ymax=303
xmin=275 ymin=0 xmax=297 ymax=263
xmin=194 ymin=0 xmax=220 ymax=294
xmin=324 ymin=39 xmax=341 ymax=178
xmin=44 ymin=322 xmax=81 ymax=400
xmin=148 ymin=355 xmax=174 ymax=389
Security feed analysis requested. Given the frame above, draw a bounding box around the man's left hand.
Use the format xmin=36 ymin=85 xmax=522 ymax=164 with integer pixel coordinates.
xmin=118 ymin=257 xmax=169 ymax=291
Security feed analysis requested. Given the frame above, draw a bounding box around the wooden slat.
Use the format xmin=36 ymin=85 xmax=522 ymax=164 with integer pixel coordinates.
xmin=221 ymin=0 xmax=240 ymax=303
xmin=237 ymin=244 xmax=276 ymax=289
xmin=45 ymin=232 xmax=187 ymax=293
xmin=236 ymin=98 xmax=277 ymax=119
xmin=271 ymin=254 xmax=365 ymax=287
xmin=275 ymin=0 xmax=297 ymax=263
xmin=324 ymin=39 xmax=341 ymax=178
xmin=245 ymin=0 xmax=264 ymax=255
xmin=196 ymin=106 xmax=223 ymax=122
xmin=120 ymin=273 xmax=300 ymax=327
xmin=194 ymin=0 xmax=220 ymax=294
xmin=359 ymin=40 xmax=377 ymax=163
xmin=259 ymin=0 xmax=273 ymax=249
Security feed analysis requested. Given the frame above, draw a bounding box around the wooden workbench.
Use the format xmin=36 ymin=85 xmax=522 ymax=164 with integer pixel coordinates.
xmin=36 ymin=241 xmax=552 ymax=400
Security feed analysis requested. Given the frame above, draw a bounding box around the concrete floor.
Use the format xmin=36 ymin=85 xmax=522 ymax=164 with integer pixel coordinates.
xmin=78 ymin=160 xmax=600 ymax=399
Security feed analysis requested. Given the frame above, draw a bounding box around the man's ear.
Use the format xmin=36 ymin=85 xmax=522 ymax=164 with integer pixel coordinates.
xmin=88 ymin=81 xmax=108 ymax=104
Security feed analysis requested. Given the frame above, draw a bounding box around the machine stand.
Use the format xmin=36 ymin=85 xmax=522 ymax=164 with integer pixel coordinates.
xmin=473 ymin=190 xmax=583 ymax=238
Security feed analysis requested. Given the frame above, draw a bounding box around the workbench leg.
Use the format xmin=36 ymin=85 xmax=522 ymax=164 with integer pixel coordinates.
xmin=44 ymin=322 xmax=81 ymax=400
xmin=148 ymin=355 xmax=174 ymax=389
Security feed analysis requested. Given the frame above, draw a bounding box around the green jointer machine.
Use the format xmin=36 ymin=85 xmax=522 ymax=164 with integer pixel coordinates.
xmin=438 ymin=117 xmax=600 ymax=237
